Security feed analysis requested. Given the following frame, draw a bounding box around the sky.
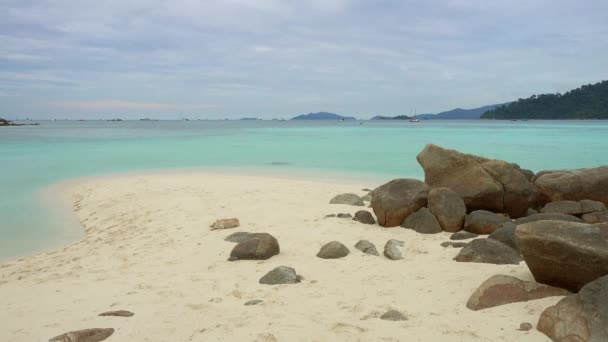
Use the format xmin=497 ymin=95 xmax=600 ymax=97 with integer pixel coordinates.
xmin=1 ymin=0 xmax=608 ymax=119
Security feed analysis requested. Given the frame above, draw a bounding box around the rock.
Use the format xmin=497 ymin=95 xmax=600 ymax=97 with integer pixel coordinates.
xmin=466 ymin=274 xmax=570 ymax=310
xmin=516 ymin=220 xmax=608 ymax=292
xmin=513 ymin=213 xmax=582 ymax=225
xmin=519 ymin=322 xmax=533 ymax=331
xmin=537 ymin=274 xmax=608 ymax=342
xmin=384 ymin=239 xmax=404 ymax=260
xmin=259 ymin=266 xmax=301 ymax=285
xmin=450 ymin=231 xmax=478 ymax=240
xmin=464 ymin=210 xmax=510 ymax=235
xmin=488 ymin=222 xmax=519 ymax=251
xmin=582 ymin=211 xmax=608 ymax=224
xmin=316 ymin=241 xmax=350 ymax=259
xmin=324 ymin=214 xmax=336 ymax=218
xmin=361 ymin=192 xmax=373 ymax=202
xmin=525 ymin=208 xmax=539 ymax=216
xmin=440 ymin=241 xmax=468 ymax=248
xmin=228 ymin=233 xmax=280 ymax=261
xmin=244 ymin=299 xmax=263 ymax=306
xmin=580 ymin=199 xmax=608 ymax=214
xmin=427 ymin=187 xmax=466 ymax=232
xmin=534 ymin=166 xmax=608 ymax=206
xmin=454 ymin=239 xmax=522 ymax=265
xmin=329 ymin=193 xmax=364 ymax=206
xmin=416 ymin=144 xmax=540 ymax=217
xmin=541 ymin=200 xmax=583 ymax=215
xmin=352 ymin=210 xmax=375 ymax=224
xmin=354 ymin=240 xmax=379 ymax=256
xmin=224 ymin=232 xmax=255 ymax=243
xmin=380 ymin=310 xmax=407 ymax=321
xmin=210 ymin=218 xmax=240 ymax=230
xmin=49 ymin=328 xmax=114 ymax=342
xmin=371 ymin=178 xmax=429 ymax=227
xmin=98 ymin=310 xmax=134 ymax=317
xmin=336 ymin=213 xmax=352 ymax=219
xmin=401 ymin=207 xmax=443 ymax=234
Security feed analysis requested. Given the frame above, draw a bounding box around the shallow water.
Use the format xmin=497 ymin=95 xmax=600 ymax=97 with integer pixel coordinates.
xmin=1 ymin=119 xmax=608 ymax=259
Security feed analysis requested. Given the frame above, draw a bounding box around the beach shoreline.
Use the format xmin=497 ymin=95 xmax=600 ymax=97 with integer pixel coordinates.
xmin=0 ymin=170 xmax=556 ymax=341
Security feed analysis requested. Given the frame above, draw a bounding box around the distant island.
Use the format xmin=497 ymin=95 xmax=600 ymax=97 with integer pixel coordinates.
xmin=372 ymin=104 xmax=506 ymax=120
xmin=291 ymin=112 xmax=356 ymax=120
xmin=0 ymin=118 xmax=39 ymax=126
xmin=482 ymin=80 xmax=608 ymax=119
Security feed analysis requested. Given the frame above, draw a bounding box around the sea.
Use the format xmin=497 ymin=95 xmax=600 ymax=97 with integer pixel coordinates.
xmin=1 ymin=119 xmax=608 ymax=259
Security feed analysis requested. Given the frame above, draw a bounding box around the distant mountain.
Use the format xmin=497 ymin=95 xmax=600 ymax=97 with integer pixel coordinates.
xmin=482 ymin=80 xmax=608 ymax=119
xmin=291 ymin=112 xmax=356 ymax=120
xmin=370 ymin=104 xmax=506 ymax=120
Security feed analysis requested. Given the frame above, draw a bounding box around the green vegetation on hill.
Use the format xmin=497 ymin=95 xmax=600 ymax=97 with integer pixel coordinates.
xmin=482 ymin=80 xmax=608 ymax=119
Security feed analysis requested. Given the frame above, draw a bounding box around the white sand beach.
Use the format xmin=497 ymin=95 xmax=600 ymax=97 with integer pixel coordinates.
xmin=0 ymin=171 xmax=560 ymax=341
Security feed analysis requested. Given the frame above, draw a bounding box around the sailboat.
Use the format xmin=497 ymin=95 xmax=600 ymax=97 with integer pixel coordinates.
xmin=409 ymin=108 xmax=420 ymax=122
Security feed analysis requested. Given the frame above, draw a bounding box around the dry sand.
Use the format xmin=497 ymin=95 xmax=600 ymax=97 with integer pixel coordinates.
xmin=0 ymin=171 xmax=560 ymax=341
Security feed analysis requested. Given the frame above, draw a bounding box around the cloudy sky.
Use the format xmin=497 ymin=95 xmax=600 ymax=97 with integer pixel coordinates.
xmin=1 ymin=0 xmax=607 ymax=119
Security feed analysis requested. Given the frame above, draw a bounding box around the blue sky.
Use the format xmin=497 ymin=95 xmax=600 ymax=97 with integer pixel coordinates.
xmin=1 ymin=0 xmax=607 ymax=119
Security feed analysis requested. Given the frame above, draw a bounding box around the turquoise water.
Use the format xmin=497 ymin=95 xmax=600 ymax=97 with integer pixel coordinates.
xmin=1 ymin=119 xmax=608 ymax=259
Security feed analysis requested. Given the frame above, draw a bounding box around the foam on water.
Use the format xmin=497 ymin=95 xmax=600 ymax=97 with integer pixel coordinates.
xmin=1 ymin=119 xmax=608 ymax=259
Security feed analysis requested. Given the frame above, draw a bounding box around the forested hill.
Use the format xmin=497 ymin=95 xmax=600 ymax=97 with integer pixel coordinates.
xmin=481 ymin=80 xmax=608 ymax=119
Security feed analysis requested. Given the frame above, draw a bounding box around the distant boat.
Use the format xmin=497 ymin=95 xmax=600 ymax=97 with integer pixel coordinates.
xmin=409 ymin=108 xmax=420 ymax=122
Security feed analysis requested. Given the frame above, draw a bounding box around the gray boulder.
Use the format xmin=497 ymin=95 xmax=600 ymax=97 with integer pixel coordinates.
xmin=488 ymin=222 xmax=519 ymax=251
xmin=466 ymin=274 xmax=570 ymax=310
xmin=352 ymin=210 xmax=375 ymax=224
xmin=582 ymin=211 xmax=608 ymax=224
xmin=525 ymin=208 xmax=538 ymax=216
xmin=513 ymin=212 xmax=582 ymax=225
xmin=580 ymin=199 xmax=608 ymax=214
xmin=244 ymin=299 xmax=263 ymax=306
xmin=427 ymin=187 xmax=466 ymax=232
xmin=453 ymin=239 xmax=522 ymax=265
xmin=384 ymin=239 xmax=404 ymax=260
xmin=224 ymin=232 xmax=255 ymax=243
xmin=330 ymin=193 xmax=364 ymax=206
xmin=49 ymin=328 xmax=114 ymax=342
xmin=450 ymin=231 xmax=478 ymax=240
xmin=441 ymin=241 xmax=468 ymax=248
xmin=371 ymin=178 xmax=429 ymax=227
xmin=464 ymin=210 xmax=510 ymax=235
xmin=541 ymin=200 xmax=583 ymax=215
xmin=259 ymin=266 xmax=301 ymax=285
xmin=516 ymin=220 xmax=608 ymax=292
xmin=537 ymin=275 xmax=608 ymax=342
xmin=534 ymin=166 xmax=608 ymax=206
xmin=401 ymin=207 xmax=443 ymax=234
xmin=361 ymin=192 xmax=373 ymax=202
xmin=317 ymin=241 xmax=350 ymax=259
xmin=337 ymin=213 xmax=352 ymax=219
xmin=228 ymin=233 xmax=280 ymax=261
xmin=416 ymin=144 xmax=540 ymax=217
xmin=354 ymin=240 xmax=379 ymax=256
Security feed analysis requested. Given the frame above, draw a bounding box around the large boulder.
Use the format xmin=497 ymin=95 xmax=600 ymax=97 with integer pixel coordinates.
xmin=427 ymin=187 xmax=466 ymax=232
xmin=537 ymin=275 xmax=608 ymax=342
xmin=580 ymin=199 xmax=608 ymax=214
xmin=513 ymin=213 xmax=582 ymax=225
xmin=416 ymin=144 xmax=540 ymax=217
xmin=329 ymin=193 xmax=364 ymax=206
xmin=516 ymin=221 xmax=608 ymax=292
xmin=259 ymin=266 xmax=301 ymax=285
xmin=466 ymin=274 xmax=570 ymax=310
xmin=450 ymin=231 xmax=478 ymax=240
xmin=316 ymin=241 xmax=350 ymax=259
xmin=49 ymin=328 xmax=114 ymax=342
xmin=228 ymin=233 xmax=280 ymax=261
xmin=464 ymin=210 xmax=510 ymax=235
xmin=488 ymin=223 xmax=519 ymax=251
xmin=384 ymin=239 xmax=404 ymax=260
xmin=541 ymin=200 xmax=583 ymax=215
xmin=453 ymin=239 xmax=522 ymax=265
xmin=534 ymin=166 xmax=608 ymax=206
xmin=400 ymin=207 xmax=443 ymax=234
xmin=582 ymin=211 xmax=608 ymax=224
xmin=371 ymin=179 xmax=429 ymax=227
